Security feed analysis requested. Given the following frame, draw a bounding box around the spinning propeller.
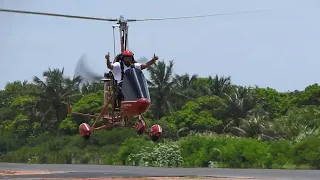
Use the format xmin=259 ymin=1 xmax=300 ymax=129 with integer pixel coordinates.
xmin=73 ymin=54 xmax=148 ymax=84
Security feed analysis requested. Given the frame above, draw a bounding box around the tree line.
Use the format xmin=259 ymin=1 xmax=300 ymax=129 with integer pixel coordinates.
xmin=1 ymin=60 xmax=320 ymax=169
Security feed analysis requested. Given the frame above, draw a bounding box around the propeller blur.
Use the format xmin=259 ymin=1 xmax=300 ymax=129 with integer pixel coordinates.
xmin=73 ymin=54 xmax=149 ymax=85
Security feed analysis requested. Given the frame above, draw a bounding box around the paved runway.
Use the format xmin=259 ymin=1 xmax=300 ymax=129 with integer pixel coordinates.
xmin=1 ymin=163 xmax=320 ymax=179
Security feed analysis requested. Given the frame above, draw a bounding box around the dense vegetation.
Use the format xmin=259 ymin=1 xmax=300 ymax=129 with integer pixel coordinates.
xmin=1 ymin=60 xmax=320 ymax=169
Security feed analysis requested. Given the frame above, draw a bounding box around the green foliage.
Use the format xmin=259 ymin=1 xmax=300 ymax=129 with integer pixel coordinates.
xmin=295 ymin=84 xmax=320 ymax=106
xmin=126 ymin=141 xmax=183 ymax=167
xmin=273 ymin=105 xmax=320 ymax=140
xmin=253 ymin=87 xmax=293 ymax=119
xmin=71 ymin=91 xmax=104 ymax=114
xmin=2 ymin=62 xmax=320 ymax=169
xmin=293 ymin=136 xmax=320 ymax=169
xmin=59 ymin=116 xmax=78 ymax=135
xmin=162 ymin=96 xmax=225 ymax=134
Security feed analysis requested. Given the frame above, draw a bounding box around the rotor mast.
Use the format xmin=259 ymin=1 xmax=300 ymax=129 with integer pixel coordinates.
xmin=117 ymin=15 xmax=129 ymax=53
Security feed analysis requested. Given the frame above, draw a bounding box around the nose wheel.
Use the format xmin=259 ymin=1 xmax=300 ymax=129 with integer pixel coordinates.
xmin=135 ymin=115 xmax=162 ymax=142
xmin=136 ymin=119 xmax=146 ymax=135
xmin=149 ymin=124 xmax=162 ymax=142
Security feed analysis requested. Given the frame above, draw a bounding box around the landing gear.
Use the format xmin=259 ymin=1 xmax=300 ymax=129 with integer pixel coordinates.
xmin=79 ymin=123 xmax=92 ymax=140
xmin=134 ymin=115 xmax=162 ymax=142
xmin=135 ymin=117 xmax=146 ymax=135
xmin=149 ymin=124 xmax=162 ymax=142
xmin=78 ymin=115 xmax=162 ymax=142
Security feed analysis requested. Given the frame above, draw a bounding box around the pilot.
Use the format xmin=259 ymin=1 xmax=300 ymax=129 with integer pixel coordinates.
xmin=105 ymin=50 xmax=158 ymax=133
xmin=105 ymin=50 xmax=158 ymax=86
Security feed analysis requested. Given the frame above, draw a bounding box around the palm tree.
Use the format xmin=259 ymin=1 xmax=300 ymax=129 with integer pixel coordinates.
xmin=171 ymin=73 xmax=198 ymax=109
xmin=81 ymin=82 xmax=104 ymax=95
xmin=231 ymin=109 xmax=276 ymax=139
xmin=223 ymin=86 xmax=257 ymax=133
xmin=272 ymin=106 xmax=320 ymax=140
xmin=147 ymin=60 xmax=180 ymax=120
xmin=173 ymin=73 xmax=198 ymax=96
xmin=31 ymin=68 xmax=82 ymax=133
xmin=210 ymin=75 xmax=232 ymax=96
xmin=197 ymin=75 xmax=232 ymax=97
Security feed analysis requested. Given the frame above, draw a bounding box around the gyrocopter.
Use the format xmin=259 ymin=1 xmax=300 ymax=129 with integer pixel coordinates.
xmin=0 ymin=7 xmax=268 ymax=142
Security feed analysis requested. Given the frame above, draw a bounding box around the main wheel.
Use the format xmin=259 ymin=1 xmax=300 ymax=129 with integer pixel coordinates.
xmin=136 ymin=119 xmax=146 ymax=135
xmin=79 ymin=123 xmax=92 ymax=140
xmin=149 ymin=124 xmax=162 ymax=142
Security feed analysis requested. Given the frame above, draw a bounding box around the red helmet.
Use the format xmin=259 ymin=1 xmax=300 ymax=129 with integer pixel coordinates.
xmin=122 ymin=50 xmax=134 ymax=57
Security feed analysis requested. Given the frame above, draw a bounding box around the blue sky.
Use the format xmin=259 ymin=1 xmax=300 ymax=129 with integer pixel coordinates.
xmin=0 ymin=0 xmax=319 ymax=92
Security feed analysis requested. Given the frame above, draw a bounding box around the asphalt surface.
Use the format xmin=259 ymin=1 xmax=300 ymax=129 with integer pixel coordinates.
xmin=1 ymin=163 xmax=320 ymax=179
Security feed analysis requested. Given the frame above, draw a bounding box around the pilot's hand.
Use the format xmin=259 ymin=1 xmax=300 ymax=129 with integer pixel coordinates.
xmin=152 ymin=54 xmax=159 ymax=61
xmin=105 ymin=52 xmax=110 ymax=60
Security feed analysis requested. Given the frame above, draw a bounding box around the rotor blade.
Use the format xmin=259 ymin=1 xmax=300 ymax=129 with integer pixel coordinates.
xmin=128 ymin=8 xmax=270 ymax=22
xmin=0 ymin=8 xmax=118 ymax=22
xmin=74 ymin=54 xmax=103 ymax=84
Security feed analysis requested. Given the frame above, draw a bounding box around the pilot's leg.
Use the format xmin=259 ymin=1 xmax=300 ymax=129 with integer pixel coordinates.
xmin=116 ymin=82 xmax=123 ymax=108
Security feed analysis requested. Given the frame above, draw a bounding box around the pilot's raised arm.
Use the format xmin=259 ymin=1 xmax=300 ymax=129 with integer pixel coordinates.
xmin=140 ymin=54 xmax=159 ymax=70
xmin=105 ymin=53 xmax=113 ymax=69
